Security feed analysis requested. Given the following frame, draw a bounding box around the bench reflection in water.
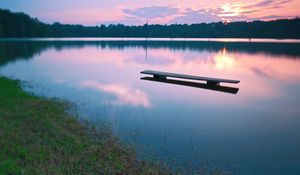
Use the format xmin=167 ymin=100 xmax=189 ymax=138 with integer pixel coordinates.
xmin=140 ymin=70 xmax=240 ymax=94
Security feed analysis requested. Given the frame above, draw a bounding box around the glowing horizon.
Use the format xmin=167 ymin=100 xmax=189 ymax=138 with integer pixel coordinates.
xmin=0 ymin=0 xmax=299 ymax=25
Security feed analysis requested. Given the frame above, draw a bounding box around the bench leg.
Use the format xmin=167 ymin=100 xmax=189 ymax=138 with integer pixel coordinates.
xmin=153 ymin=75 xmax=167 ymax=79
xmin=207 ymin=81 xmax=220 ymax=86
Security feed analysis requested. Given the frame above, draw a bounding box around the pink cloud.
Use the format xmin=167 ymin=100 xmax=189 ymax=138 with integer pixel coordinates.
xmin=1 ymin=0 xmax=299 ymax=25
xmin=111 ymin=1 xmax=298 ymax=25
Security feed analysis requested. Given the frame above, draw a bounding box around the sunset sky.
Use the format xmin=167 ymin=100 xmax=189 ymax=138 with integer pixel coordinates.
xmin=0 ymin=0 xmax=299 ymax=25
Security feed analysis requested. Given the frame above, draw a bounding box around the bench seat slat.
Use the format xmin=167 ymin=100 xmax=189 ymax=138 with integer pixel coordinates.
xmin=141 ymin=70 xmax=240 ymax=84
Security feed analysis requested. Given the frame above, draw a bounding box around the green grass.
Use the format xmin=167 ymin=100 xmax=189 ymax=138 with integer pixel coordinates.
xmin=0 ymin=76 xmax=168 ymax=175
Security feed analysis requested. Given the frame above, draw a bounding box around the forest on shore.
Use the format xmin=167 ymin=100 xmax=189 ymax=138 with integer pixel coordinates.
xmin=0 ymin=8 xmax=300 ymax=38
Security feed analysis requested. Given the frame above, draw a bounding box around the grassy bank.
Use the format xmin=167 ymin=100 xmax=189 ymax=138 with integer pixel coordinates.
xmin=0 ymin=76 xmax=167 ymax=174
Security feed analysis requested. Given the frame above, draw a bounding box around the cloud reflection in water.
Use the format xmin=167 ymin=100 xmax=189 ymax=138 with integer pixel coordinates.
xmin=81 ymin=80 xmax=151 ymax=108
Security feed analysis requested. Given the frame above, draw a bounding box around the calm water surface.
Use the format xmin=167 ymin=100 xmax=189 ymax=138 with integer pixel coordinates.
xmin=1 ymin=39 xmax=300 ymax=174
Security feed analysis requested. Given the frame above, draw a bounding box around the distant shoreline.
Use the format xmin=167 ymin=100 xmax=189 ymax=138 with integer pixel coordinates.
xmin=1 ymin=37 xmax=300 ymax=43
xmin=1 ymin=8 xmax=300 ymax=39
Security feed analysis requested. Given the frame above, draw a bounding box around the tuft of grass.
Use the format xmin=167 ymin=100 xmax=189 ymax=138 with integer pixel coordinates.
xmin=0 ymin=76 xmax=170 ymax=175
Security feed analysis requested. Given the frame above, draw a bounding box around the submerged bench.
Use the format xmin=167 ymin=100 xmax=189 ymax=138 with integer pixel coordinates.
xmin=140 ymin=70 xmax=240 ymax=86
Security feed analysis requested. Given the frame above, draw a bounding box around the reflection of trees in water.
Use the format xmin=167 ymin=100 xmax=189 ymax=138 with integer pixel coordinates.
xmin=1 ymin=41 xmax=300 ymax=67
xmin=0 ymin=42 xmax=45 ymax=66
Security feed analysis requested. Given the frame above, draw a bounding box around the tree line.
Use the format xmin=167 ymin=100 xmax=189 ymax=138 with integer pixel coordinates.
xmin=0 ymin=8 xmax=300 ymax=38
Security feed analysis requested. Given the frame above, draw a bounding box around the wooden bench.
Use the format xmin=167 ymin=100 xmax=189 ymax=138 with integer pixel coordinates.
xmin=140 ymin=70 xmax=240 ymax=86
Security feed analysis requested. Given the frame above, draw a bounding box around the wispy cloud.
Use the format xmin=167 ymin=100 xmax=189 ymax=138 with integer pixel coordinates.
xmin=243 ymin=0 xmax=293 ymax=9
xmin=103 ymin=0 xmax=296 ymax=25
xmin=198 ymin=0 xmax=295 ymax=22
xmin=123 ymin=5 xmax=179 ymax=19
xmin=105 ymin=5 xmax=180 ymax=25
xmin=172 ymin=8 xmax=221 ymax=24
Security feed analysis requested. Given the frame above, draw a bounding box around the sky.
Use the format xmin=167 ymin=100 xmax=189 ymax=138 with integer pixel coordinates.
xmin=0 ymin=0 xmax=299 ymax=25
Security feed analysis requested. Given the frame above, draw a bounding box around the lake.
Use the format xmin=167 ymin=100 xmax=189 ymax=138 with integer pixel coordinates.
xmin=1 ymin=38 xmax=300 ymax=174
